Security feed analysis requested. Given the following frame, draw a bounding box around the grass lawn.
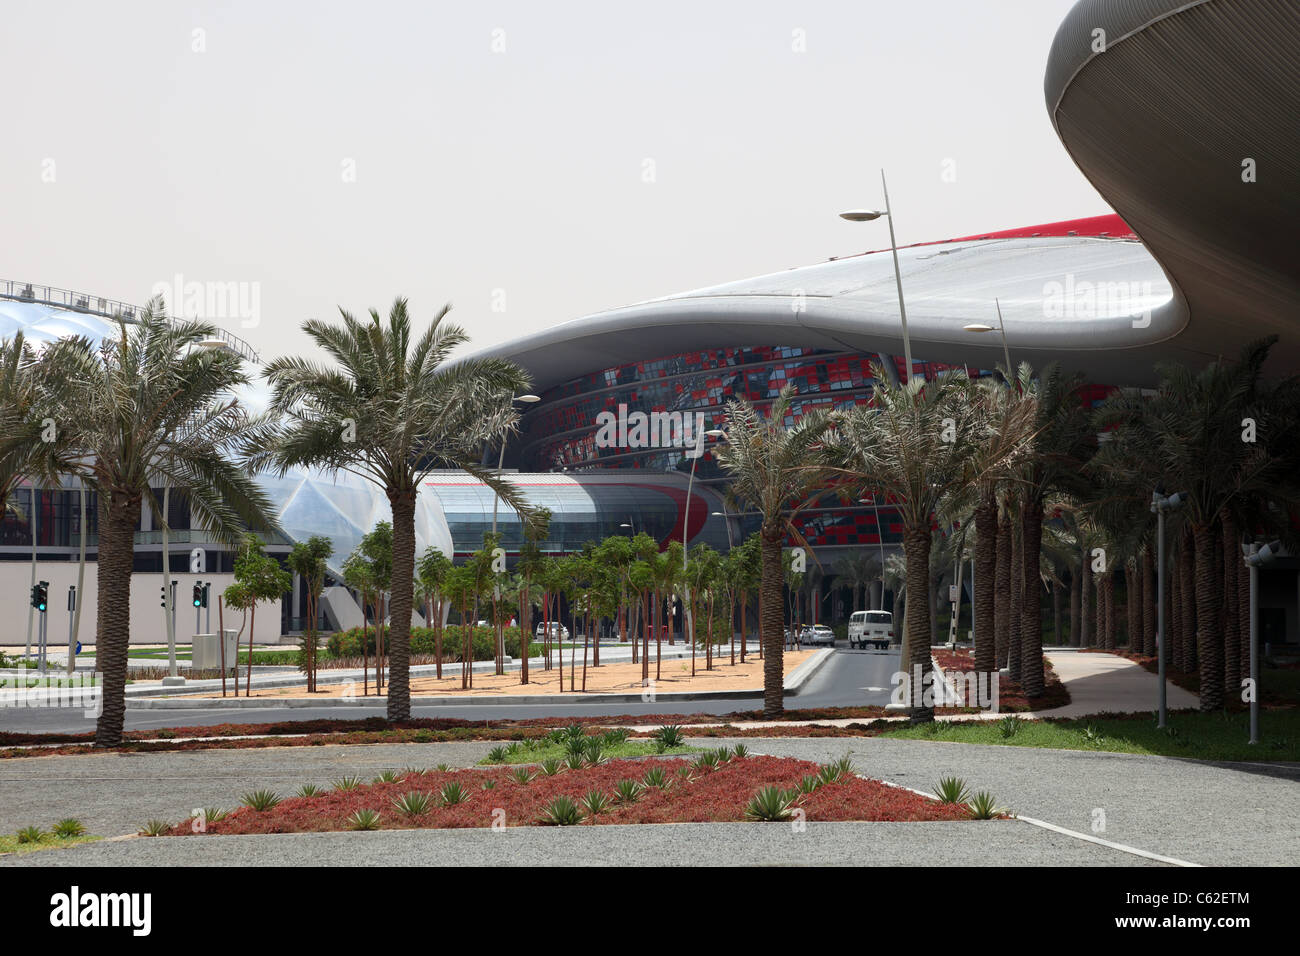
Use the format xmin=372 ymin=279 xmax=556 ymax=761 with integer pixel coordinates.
xmin=480 ymin=738 xmax=699 ymax=765
xmin=0 ymin=833 xmax=101 ymax=856
xmin=0 ymin=674 xmax=98 ymax=689
xmin=882 ymin=708 xmax=1300 ymax=762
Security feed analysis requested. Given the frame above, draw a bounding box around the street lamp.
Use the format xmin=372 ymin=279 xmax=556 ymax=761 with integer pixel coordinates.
xmin=1150 ymin=488 xmax=1187 ymax=728
xmin=840 ymin=169 xmax=913 ymax=380
xmin=1243 ymin=540 xmax=1281 ymax=745
xmin=963 ymin=298 xmax=1014 ymax=383
xmin=858 ymin=495 xmax=889 ymax=610
xmin=710 ymin=510 xmax=735 ymax=550
xmin=490 ymin=394 xmax=541 ymax=536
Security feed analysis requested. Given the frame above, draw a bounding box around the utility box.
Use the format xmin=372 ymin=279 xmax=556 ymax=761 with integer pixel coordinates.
xmin=193 ymin=630 xmax=240 ymax=671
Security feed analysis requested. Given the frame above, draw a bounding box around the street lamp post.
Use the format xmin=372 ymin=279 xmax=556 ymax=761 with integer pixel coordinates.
xmin=963 ymin=297 xmax=1014 ymax=382
xmin=840 ymin=169 xmax=913 ymax=381
xmin=1150 ymin=489 xmax=1186 ymax=728
xmin=1243 ymin=540 xmax=1279 ymax=745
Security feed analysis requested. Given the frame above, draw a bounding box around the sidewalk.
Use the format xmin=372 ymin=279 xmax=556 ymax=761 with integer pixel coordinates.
xmin=1035 ymin=650 xmax=1199 ymax=718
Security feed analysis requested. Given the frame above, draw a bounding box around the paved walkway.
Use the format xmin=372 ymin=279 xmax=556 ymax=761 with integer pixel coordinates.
xmin=1036 ymin=650 xmax=1199 ymax=718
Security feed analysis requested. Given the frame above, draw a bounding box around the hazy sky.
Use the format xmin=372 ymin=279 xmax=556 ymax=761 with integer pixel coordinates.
xmin=1 ymin=0 xmax=1103 ymax=364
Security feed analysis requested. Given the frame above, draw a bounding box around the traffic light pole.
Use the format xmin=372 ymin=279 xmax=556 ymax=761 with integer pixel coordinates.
xmin=67 ymin=585 xmax=77 ymax=675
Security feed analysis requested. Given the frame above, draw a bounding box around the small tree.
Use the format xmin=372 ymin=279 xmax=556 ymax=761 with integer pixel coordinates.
xmin=360 ymin=522 xmax=394 ymax=691
xmin=416 ymin=546 xmax=452 ymax=679
xmin=341 ymin=549 xmax=377 ymax=694
xmin=225 ymin=537 xmax=292 ymax=697
xmin=287 ymin=535 xmax=332 ymax=693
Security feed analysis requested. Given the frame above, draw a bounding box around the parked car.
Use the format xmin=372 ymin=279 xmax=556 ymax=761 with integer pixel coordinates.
xmin=534 ymin=622 xmax=570 ymax=641
xmin=847 ymin=610 xmax=894 ymax=649
xmin=801 ymin=624 xmax=836 ymax=647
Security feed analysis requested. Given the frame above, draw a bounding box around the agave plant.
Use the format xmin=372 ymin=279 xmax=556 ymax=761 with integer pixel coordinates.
xmin=602 ymin=727 xmax=631 ymax=746
xmin=435 ymin=763 xmax=452 ymax=772
xmin=52 ymin=818 xmax=86 ymax=839
xmin=744 ymin=786 xmax=796 ymax=822
xmin=998 ymin=716 xmax=1023 ymax=739
xmin=933 ymin=776 xmax=971 ymax=805
xmin=613 ymin=779 xmax=643 ymax=803
xmin=539 ymin=758 xmax=563 ymax=776
xmin=539 ymin=796 xmax=584 ymax=826
xmin=564 ymin=736 xmax=588 ymax=758
xmin=582 ymin=739 xmax=605 ymax=765
xmin=794 ymin=774 xmax=821 ymax=795
xmin=641 ymin=766 xmax=668 ymax=790
xmin=392 ymin=791 xmax=434 ymax=816
xmin=654 ymin=724 xmax=685 ymax=748
xmin=16 ymin=826 xmax=46 ymax=844
xmin=565 ymin=723 xmax=586 ymax=740
xmin=295 ymin=784 xmax=323 ymax=798
xmin=347 ymin=809 xmax=382 ymax=831
xmin=438 ymin=782 xmax=470 ymax=806
xmin=241 ymin=789 xmax=282 ymax=812
xmin=138 ymin=820 xmax=171 ymax=837
xmin=203 ymin=807 xmax=229 ymax=824
xmin=580 ymin=790 xmax=612 ymax=817
xmin=965 ymin=791 xmax=1008 ymax=820
xmin=692 ymin=751 xmax=721 ymax=773
xmin=332 ymin=776 xmax=364 ymax=792
xmin=373 ymin=769 xmax=401 ymax=784
xmin=510 ymin=766 xmax=535 ymax=784
xmin=486 ymin=746 xmax=509 ymax=764
xmin=565 ymin=752 xmax=587 ymax=770
xmin=731 ymin=744 xmax=749 ymax=759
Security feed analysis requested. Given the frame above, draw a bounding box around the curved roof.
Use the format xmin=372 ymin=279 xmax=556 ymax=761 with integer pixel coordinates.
xmin=474 ymin=215 xmax=1179 ymax=390
xmin=1045 ymin=0 xmax=1300 ymax=372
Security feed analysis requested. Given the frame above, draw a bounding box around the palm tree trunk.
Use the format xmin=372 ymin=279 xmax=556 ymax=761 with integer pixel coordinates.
xmin=1125 ymin=562 xmax=1141 ymax=650
xmin=994 ymin=509 xmax=1011 ymax=667
xmin=760 ymin=528 xmax=785 ymax=718
xmin=1080 ymin=547 xmax=1092 ymax=648
xmin=93 ymin=492 xmax=139 ymax=748
xmin=1220 ymin=515 xmax=1239 ymax=695
xmin=740 ymin=593 xmax=747 ymax=664
xmin=1236 ymin=549 xmax=1250 ymax=684
xmin=1179 ymin=529 xmax=1197 ymax=674
xmin=1191 ymin=522 xmax=1223 ymax=710
xmin=1103 ymin=571 xmax=1117 ymax=650
xmin=386 ymin=491 xmax=415 ymax=720
xmin=1019 ymin=498 xmax=1045 ymax=697
xmin=1008 ymin=509 xmax=1023 ymax=681
xmin=973 ymin=494 xmax=997 ymax=676
xmin=1052 ymin=577 xmax=1062 ymax=647
xmin=901 ymin=525 xmax=934 ymax=719
xmin=1142 ymin=547 xmax=1157 ymax=656
xmin=1069 ymin=560 xmax=1081 ymax=647
xmin=1169 ymin=547 xmax=1182 ymax=669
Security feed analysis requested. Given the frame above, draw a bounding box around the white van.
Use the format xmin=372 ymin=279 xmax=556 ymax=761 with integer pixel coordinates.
xmin=847 ymin=610 xmax=894 ymax=649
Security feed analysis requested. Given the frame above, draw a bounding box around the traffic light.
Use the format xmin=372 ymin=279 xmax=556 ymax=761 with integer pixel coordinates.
xmin=192 ymin=583 xmax=203 ymax=608
xmin=32 ymin=581 xmax=48 ymax=613
xmin=160 ymin=584 xmax=168 ymax=608
xmin=201 ymin=583 xmax=210 ymax=609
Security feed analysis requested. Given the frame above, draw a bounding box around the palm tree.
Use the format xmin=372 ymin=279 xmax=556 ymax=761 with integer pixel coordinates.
xmin=0 ymin=333 xmax=39 ymax=518
xmin=833 ymin=552 xmax=878 ymax=618
xmin=833 ymin=366 xmax=982 ymax=718
xmin=286 ymin=535 xmax=332 ymax=692
xmin=30 ymin=306 xmax=275 ymax=746
xmin=416 ymin=545 xmax=452 ymax=679
xmin=712 ymin=385 xmax=838 ymax=717
xmin=259 ymin=298 xmax=536 ymax=720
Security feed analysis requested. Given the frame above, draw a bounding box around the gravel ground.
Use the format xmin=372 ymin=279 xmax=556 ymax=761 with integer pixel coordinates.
xmin=1 ymin=735 xmax=1293 ymax=866
xmin=3 ymin=820 xmax=1140 ymax=867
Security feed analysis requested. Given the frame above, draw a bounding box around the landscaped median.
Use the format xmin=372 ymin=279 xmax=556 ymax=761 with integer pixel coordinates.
xmin=142 ymin=749 xmax=997 ymax=836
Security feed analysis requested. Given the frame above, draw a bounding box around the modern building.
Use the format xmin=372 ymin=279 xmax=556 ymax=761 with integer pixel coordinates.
xmin=2 ymin=0 xmax=1297 ymax=646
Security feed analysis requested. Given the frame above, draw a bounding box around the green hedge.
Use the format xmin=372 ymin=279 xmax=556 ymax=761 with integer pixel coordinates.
xmin=327 ymin=625 xmax=524 ymax=662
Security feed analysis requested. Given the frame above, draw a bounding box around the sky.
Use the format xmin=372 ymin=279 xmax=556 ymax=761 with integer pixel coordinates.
xmin=0 ymin=0 xmax=1104 ymax=364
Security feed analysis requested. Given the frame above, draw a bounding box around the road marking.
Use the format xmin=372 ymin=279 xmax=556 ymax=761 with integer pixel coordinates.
xmin=870 ymin=775 xmax=1200 ymax=867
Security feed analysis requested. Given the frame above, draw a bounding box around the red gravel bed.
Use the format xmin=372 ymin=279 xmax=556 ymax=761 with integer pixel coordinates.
xmin=162 ymin=755 xmax=971 ymax=834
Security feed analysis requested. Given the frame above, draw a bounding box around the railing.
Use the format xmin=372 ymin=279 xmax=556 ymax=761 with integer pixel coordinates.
xmin=0 ymin=278 xmax=260 ymax=364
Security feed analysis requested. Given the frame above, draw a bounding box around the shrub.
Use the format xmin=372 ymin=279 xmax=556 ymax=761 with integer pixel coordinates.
xmin=16 ymin=826 xmax=45 ymax=844
xmin=613 ymin=779 xmax=643 ymax=803
xmin=744 ymin=787 xmax=796 ymax=822
xmin=327 ymin=625 xmax=524 ymax=662
xmin=138 ymin=820 xmax=170 ymax=837
xmin=295 ymin=784 xmax=323 ymax=798
xmin=510 ymin=767 xmax=535 ymax=784
xmin=347 ymin=809 xmax=382 ymax=831
xmin=392 ymin=791 xmax=434 ymax=816
xmin=438 ymin=782 xmax=470 ymax=806
xmin=241 ymin=789 xmax=282 ymax=812
xmin=580 ymin=790 xmax=612 ymax=817
xmin=654 ymin=725 xmax=685 ymax=748
xmin=932 ymin=776 xmax=970 ymax=805
xmin=540 ymin=796 xmax=584 ymax=826
xmin=332 ymin=776 xmax=363 ymax=791
xmin=485 ymin=746 xmax=509 ymax=764
xmin=965 ymin=791 xmax=1006 ymax=820
xmin=52 ymin=818 xmax=86 ymax=838
xmin=998 ymin=716 xmax=1023 ymax=739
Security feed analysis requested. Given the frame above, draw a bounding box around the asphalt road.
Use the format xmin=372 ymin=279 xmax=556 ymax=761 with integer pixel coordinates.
xmin=0 ymin=647 xmax=901 ymax=735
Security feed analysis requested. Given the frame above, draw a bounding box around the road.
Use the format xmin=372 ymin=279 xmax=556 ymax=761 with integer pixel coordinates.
xmin=0 ymin=648 xmax=901 ymax=735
